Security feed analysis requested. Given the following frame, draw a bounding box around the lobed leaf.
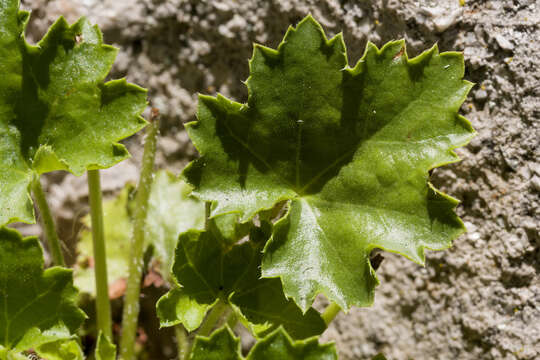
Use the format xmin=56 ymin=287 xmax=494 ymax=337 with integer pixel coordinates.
xmin=182 ymin=15 xmax=475 ymax=311
xmin=0 ymin=227 xmax=86 ymax=358
xmin=157 ymin=229 xmax=326 ymax=339
xmin=190 ymin=326 xmax=337 ymax=360
xmin=0 ymin=0 xmax=147 ymax=226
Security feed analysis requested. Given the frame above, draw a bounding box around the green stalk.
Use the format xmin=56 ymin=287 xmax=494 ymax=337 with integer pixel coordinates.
xmin=32 ymin=178 xmax=65 ymax=267
xmin=205 ymin=201 xmax=211 ymax=229
xmin=214 ymin=304 xmax=233 ymax=330
xmin=119 ymin=114 xmax=160 ymax=360
xmin=174 ymin=325 xmax=190 ymax=360
xmin=226 ymin=311 xmax=238 ymax=329
xmin=88 ymin=169 xmax=113 ymax=339
xmin=197 ymin=299 xmax=229 ymax=337
xmin=321 ymin=302 xmax=341 ymax=326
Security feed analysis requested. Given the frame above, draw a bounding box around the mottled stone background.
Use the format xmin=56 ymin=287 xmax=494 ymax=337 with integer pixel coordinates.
xmin=20 ymin=1 xmax=539 ymax=359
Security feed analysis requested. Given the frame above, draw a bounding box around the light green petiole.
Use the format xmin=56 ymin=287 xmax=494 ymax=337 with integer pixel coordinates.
xmin=88 ymin=169 xmax=113 ymax=340
xmin=32 ymin=177 xmax=65 ymax=267
xmin=321 ymin=302 xmax=341 ymax=326
xmin=119 ymin=112 xmax=160 ymax=360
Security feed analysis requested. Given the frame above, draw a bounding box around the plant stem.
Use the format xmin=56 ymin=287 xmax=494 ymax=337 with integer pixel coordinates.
xmin=321 ymin=302 xmax=341 ymax=326
xmin=119 ymin=114 xmax=160 ymax=360
xmin=197 ymin=299 xmax=229 ymax=337
xmin=226 ymin=311 xmax=238 ymax=330
xmin=31 ymin=178 xmax=65 ymax=267
xmin=205 ymin=201 xmax=211 ymax=229
xmin=215 ymin=304 xmax=233 ymax=330
xmin=87 ymin=169 xmax=113 ymax=339
xmin=174 ymin=325 xmax=190 ymax=360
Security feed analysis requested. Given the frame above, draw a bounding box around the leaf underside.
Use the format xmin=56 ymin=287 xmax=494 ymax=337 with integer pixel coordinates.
xmin=183 ymin=15 xmax=475 ymax=311
xmin=0 ymin=0 xmax=147 ymax=226
xmin=190 ymin=326 xmax=337 ymax=360
xmin=0 ymin=227 xmax=85 ymax=358
xmin=157 ymin=229 xmax=326 ymax=339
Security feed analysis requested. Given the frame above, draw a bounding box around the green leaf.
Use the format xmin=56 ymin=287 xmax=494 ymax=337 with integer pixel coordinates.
xmin=157 ymin=230 xmax=326 ymax=338
xmin=190 ymin=326 xmax=242 ymax=360
xmin=0 ymin=1 xmax=34 ymax=226
xmin=182 ymin=15 xmax=475 ymax=311
xmin=372 ymin=354 xmax=387 ymax=360
xmin=156 ymin=286 xmax=213 ymax=331
xmin=0 ymin=227 xmax=86 ymax=357
xmin=95 ymin=332 xmax=116 ymax=360
xmin=190 ymin=326 xmax=337 ymax=360
xmin=32 ymin=339 xmax=84 ymax=360
xmin=146 ymin=170 xmax=206 ymax=275
xmin=247 ymin=327 xmax=337 ymax=360
xmin=0 ymin=0 xmax=147 ymax=226
xmin=209 ymin=212 xmax=251 ymax=245
xmin=75 ymin=170 xmax=205 ymax=294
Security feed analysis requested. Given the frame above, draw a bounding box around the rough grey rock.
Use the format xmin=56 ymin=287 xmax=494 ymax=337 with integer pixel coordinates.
xmin=20 ymin=0 xmax=539 ymax=359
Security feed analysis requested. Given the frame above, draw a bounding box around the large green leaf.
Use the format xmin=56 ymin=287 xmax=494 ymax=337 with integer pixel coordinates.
xmin=0 ymin=227 xmax=86 ymax=358
xmin=157 ymin=229 xmax=326 ymax=339
xmin=75 ymin=170 xmax=205 ymax=294
xmin=190 ymin=326 xmax=337 ymax=360
xmin=182 ymin=15 xmax=475 ymax=311
xmin=0 ymin=0 xmax=147 ymax=226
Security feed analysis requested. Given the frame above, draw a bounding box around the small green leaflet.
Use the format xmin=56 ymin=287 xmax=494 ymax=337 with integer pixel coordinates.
xmin=190 ymin=326 xmax=337 ymax=360
xmin=26 ymin=339 xmax=84 ymax=360
xmin=0 ymin=0 xmax=147 ymax=226
xmin=0 ymin=227 xmax=86 ymax=359
xmin=75 ymin=170 xmax=205 ymax=294
xmin=156 ymin=229 xmax=326 ymax=339
xmin=183 ymin=15 xmax=475 ymax=311
xmin=95 ymin=332 xmax=116 ymax=360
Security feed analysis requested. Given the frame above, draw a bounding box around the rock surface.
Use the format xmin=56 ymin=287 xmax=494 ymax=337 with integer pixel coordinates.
xmin=21 ymin=0 xmax=539 ymax=359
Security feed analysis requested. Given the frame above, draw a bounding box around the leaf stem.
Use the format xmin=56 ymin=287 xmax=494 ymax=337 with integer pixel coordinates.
xmin=321 ymin=302 xmax=341 ymax=326
xmin=87 ymin=169 xmax=113 ymax=339
xmin=174 ymin=325 xmax=191 ymax=360
xmin=215 ymin=304 xmax=233 ymax=330
xmin=32 ymin=178 xmax=65 ymax=267
xmin=119 ymin=114 xmax=160 ymax=360
xmin=197 ymin=299 xmax=229 ymax=337
xmin=226 ymin=311 xmax=238 ymax=330
xmin=205 ymin=201 xmax=211 ymax=230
